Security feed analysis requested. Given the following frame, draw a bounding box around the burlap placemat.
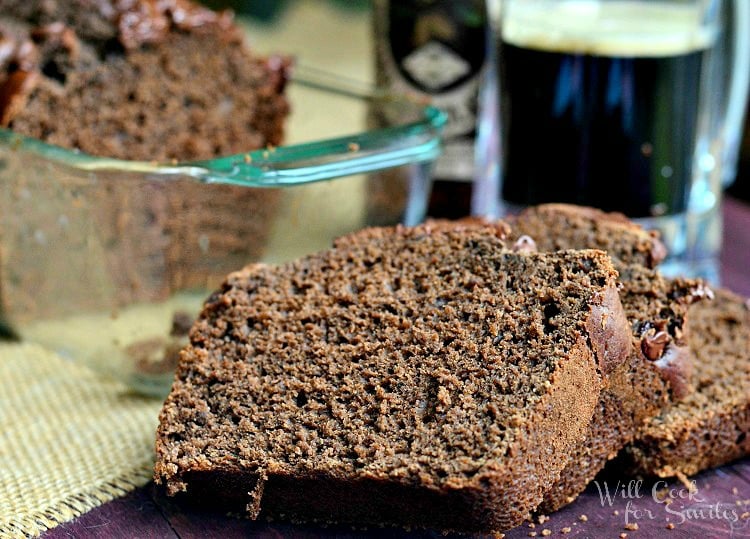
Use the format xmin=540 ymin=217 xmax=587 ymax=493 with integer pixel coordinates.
xmin=0 ymin=342 xmax=163 ymax=538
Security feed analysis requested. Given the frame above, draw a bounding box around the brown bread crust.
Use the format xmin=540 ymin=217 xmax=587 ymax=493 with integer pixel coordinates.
xmin=154 ymin=223 xmax=631 ymax=534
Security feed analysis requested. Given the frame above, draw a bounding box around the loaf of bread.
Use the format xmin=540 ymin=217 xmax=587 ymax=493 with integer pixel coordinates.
xmin=0 ymin=0 xmax=290 ymax=320
xmin=154 ymin=221 xmax=632 ymax=534
xmin=508 ymin=204 xmax=709 ymax=512
xmin=0 ymin=0 xmax=289 ymax=161
xmin=623 ymin=287 xmax=750 ymax=478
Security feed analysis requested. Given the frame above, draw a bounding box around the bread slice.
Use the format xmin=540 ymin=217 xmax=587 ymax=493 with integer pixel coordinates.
xmin=506 ymin=203 xmax=668 ymax=269
xmin=154 ymin=222 xmax=631 ymax=534
xmin=623 ymin=287 xmax=750 ymax=478
xmin=508 ymin=203 xmax=707 ymax=513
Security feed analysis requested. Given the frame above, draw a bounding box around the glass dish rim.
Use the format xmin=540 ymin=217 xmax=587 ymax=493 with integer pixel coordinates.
xmin=0 ymin=100 xmax=447 ymax=188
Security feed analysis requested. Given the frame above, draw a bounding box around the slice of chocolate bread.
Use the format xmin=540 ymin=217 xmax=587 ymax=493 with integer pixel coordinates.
xmin=508 ymin=204 xmax=706 ymax=513
xmin=154 ymin=222 xmax=632 ymax=534
xmin=623 ymin=287 xmax=750 ymax=478
xmin=508 ymin=203 xmax=668 ymax=269
xmin=0 ymin=1 xmax=290 ymax=319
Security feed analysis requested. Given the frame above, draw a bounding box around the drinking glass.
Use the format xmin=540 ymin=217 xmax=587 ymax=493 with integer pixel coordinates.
xmin=476 ymin=0 xmax=750 ymax=282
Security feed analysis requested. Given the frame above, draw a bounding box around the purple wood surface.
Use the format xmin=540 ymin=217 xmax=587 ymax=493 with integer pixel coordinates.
xmin=41 ymin=194 xmax=750 ymax=539
xmin=40 ymin=460 xmax=750 ymax=539
xmin=721 ymin=195 xmax=750 ymax=298
xmin=43 ymin=487 xmax=177 ymax=539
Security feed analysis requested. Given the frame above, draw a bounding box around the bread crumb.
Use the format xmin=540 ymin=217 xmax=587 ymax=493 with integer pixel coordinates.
xmin=243 ymin=154 xmax=252 ymax=164
xmin=613 ymin=510 xmax=620 ymax=516
xmin=620 ymin=534 xmax=628 ymax=539
xmin=540 ymin=530 xmax=551 ymax=537
xmin=528 ymin=522 xmax=536 ymax=528
xmin=733 ymin=487 xmax=739 ymax=495
xmin=561 ymin=527 xmax=572 ymax=534
xmin=741 ymin=512 xmax=749 ymax=519
xmin=537 ymin=514 xmax=549 ymax=524
xmin=578 ymin=514 xmax=588 ymax=522
xmin=347 ymin=142 xmax=360 ymax=152
xmin=674 ymin=470 xmax=695 ymax=492
xmin=624 ymin=522 xmax=639 ymax=531
xmin=666 ymin=522 xmax=675 ymax=529
xmin=528 ymin=532 xmax=537 ymax=537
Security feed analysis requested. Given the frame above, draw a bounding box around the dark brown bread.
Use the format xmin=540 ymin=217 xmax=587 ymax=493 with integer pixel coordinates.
xmin=539 ymin=269 xmax=705 ymax=513
xmin=0 ymin=0 xmax=290 ymax=161
xmin=508 ymin=203 xmax=668 ymax=269
xmin=624 ymin=287 xmax=750 ymax=478
xmin=508 ymin=204 xmax=706 ymax=513
xmin=154 ymin=222 xmax=632 ymax=534
xmin=0 ymin=1 xmax=289 ymax=318
xmin=0 ymin=0 xmax=236 ymax=61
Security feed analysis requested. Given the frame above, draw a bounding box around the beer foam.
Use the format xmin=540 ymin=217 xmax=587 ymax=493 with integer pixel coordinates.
xmin=502 ymin=0 xmax=716 ymax=57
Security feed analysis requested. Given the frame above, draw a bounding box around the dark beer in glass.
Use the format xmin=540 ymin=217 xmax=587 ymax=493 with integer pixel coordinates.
xmin=498 ymin=1 xmax=716 ymax=218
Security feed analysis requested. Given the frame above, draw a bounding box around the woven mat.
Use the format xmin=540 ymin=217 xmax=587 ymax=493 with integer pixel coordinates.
xmin=0 ymin=342 xmax=163 ymax=538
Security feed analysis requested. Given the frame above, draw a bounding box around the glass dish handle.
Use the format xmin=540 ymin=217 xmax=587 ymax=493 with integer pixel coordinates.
xmin=183 ymin=105 xmax=447 ymax=187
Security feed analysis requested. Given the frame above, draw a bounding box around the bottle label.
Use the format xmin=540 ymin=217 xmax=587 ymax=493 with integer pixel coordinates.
xmin=373 ymin=0 xmax=485 ymax=181
xmin=401 ymin=41 xmax=471 ymax=92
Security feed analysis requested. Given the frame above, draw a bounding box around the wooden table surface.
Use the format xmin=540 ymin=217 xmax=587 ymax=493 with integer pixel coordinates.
xmin=42 ymin=195 xmax=750 ymax=539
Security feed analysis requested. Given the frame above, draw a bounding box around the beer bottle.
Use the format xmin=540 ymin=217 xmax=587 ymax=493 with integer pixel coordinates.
xmin=370 ymin=0 xmax=488 ymax=219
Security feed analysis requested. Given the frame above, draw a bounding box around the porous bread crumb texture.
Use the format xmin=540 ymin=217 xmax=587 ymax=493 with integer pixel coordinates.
xmin=508 ymin=204 xmax=703 ymax=514
xmin=0 ymin=11 xmax=289 ymax=161
xmin=538 ymin=268 xmax=703 ymax=513
xmin=625 ymin=287 xmax=750 ymax=478
xmin=155 ymin=224 xmax=629 ymax=534
xmin=508 ymin=203 xmax=667 ymax=269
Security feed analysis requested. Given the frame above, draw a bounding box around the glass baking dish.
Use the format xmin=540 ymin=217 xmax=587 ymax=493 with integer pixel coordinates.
xmin=0 ymin=74 xmax=446 ymax=397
